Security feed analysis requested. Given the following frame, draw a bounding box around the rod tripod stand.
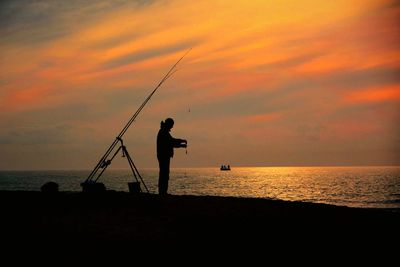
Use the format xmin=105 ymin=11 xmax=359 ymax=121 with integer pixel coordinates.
xmin=96 ymin=137 xmax=149 ymax=193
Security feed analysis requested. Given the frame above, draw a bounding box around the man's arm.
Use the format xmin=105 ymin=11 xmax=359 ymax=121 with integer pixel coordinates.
xmin=172 ymin=137 xmax=187 ymax=148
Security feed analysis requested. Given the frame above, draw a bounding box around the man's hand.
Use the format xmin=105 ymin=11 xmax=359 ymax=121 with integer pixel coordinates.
xmin=180 ymin=139 xmax=187 ymax=148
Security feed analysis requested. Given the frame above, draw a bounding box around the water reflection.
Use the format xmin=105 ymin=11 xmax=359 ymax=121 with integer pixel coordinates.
xmin=0 ymin=166 xmax=399 ymax=208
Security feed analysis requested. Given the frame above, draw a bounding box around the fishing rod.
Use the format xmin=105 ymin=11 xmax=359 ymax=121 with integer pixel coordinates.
xmin=83 ymin=48 xmax=191 ymax=187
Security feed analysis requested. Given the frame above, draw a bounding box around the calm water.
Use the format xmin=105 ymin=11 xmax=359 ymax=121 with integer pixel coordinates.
xmin=0 ymin=166 xmax=399 ymax=209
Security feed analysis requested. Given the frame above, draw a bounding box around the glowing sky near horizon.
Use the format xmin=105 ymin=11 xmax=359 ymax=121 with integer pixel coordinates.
xmin=0 ymin=0 xmax=399 ymax=169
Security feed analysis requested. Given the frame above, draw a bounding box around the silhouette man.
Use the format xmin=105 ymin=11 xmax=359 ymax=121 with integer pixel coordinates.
xmin=157 ymin=118 xmax=187 ymax=195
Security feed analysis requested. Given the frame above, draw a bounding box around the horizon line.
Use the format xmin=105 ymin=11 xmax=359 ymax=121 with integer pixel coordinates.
xmin=1 ymin=164 xmax=400 ymax=171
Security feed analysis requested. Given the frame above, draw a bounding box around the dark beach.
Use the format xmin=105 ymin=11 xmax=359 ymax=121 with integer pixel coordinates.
xmin=2 ymin=190 xmax=399 ymax=257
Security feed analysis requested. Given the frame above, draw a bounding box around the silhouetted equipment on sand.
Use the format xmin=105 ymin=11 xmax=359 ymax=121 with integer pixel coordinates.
xmin=82 ymin=49 xmax=191 ymax=193
xmin=41 ymin=181 xmax=59 ymax=193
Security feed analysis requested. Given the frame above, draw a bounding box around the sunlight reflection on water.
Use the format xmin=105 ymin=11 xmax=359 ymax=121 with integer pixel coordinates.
xmin=1 ymin=166 xmax=399 ymax=209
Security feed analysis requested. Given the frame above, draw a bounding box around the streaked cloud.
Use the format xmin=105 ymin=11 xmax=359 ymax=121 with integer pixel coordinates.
xmin=345 ymin=85 xmax=400 ymax=104
xmin=99 ymin=39 xmax=199 ymax=71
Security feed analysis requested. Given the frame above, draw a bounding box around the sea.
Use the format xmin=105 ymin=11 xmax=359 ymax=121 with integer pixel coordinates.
xmin=1 ymin=166 xmax=399 ymax=209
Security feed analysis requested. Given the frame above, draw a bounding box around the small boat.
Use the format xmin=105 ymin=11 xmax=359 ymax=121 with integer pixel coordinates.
xmin=220 ymin=165 xmax=231 ymax=171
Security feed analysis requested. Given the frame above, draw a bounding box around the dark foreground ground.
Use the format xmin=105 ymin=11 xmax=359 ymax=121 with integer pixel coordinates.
xmin=1 ymin=191 xmax=399 ymax=259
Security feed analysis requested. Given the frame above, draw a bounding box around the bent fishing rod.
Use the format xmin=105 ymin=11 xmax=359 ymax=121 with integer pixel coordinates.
xmin=84 ymin=48 xmax=191 ymax=184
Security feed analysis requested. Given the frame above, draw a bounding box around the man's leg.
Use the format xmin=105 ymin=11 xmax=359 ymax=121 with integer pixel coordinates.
xmin=158 ymin=158 xmax=170 ymax=195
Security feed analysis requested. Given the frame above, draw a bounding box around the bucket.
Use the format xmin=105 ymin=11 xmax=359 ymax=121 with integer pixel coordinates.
xmin=128 ymin=182 xmax=141 ymax=194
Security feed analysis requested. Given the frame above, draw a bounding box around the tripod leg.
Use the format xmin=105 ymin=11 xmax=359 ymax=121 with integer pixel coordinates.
xmin=122 ymin=146 xmax=139 ymax=183
xmin=123 ymin=147 xmax=150 ymax=193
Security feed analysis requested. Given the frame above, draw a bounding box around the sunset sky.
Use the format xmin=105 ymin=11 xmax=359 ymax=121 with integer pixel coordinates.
xmin=1 ymin=0 xmax=399 ymax=170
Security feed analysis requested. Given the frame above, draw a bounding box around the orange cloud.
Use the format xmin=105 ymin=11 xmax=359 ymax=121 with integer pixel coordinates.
xmin=244 ymin=112 xmax=283 ymax=123
xmin=2 ymin=84 xmax=52 ymax=112
xmin=345 ymin=85 xmax=400 ymax=104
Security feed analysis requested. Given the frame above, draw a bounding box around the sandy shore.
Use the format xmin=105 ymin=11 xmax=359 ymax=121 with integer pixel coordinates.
xmin=1 ymin=190 xmax=399 ymax=256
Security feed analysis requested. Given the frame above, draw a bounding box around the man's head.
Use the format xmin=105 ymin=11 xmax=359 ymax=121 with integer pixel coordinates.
xmin=165 ymin=118 xmax=174 ymax=130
